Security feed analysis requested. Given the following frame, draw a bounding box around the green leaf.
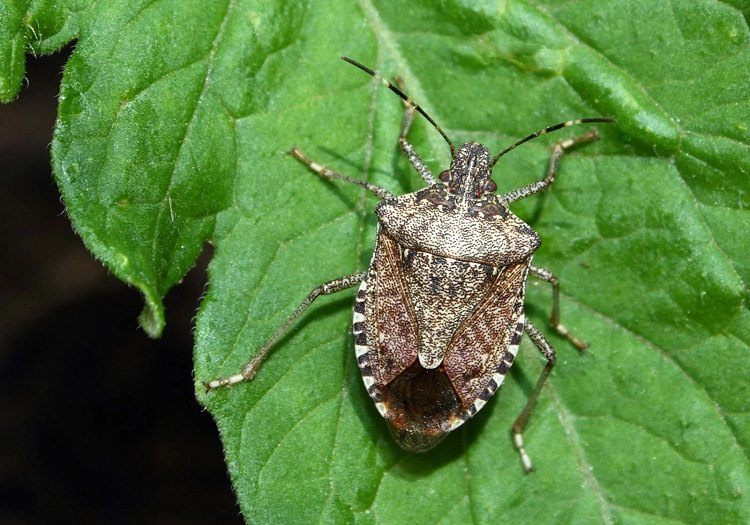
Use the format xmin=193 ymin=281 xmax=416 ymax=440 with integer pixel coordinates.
xmin=3 ymin=0 xmax=749 ymax=523
xmin=0 ymin=1 xmax=27 ymax=102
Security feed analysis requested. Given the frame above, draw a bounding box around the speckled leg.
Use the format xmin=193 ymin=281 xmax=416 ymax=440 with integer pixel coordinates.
xmin=529 ymin=265 xmax=588 ymax=351
xmin=511 ymin=320 xmax=556 ymax=473
xmin=393 ymin=78 xmax=435 ymax=186
xmin=398 ymin=105 xmax=435 ymax=185
xmin=501 ymin=130 xmax=600 ymax=204
xmin=289 ymin=148 xmax=393 ymax=200
xmin=204 ymin=272 xmax=366 ymax=391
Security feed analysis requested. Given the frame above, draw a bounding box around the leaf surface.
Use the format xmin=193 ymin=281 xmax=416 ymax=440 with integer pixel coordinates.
xmin=3 ymin=0 xmax=749 ymax=523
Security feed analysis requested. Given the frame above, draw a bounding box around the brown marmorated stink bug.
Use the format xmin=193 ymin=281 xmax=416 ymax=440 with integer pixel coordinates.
xmin=206 ymin=56 xmax=614 ymax=472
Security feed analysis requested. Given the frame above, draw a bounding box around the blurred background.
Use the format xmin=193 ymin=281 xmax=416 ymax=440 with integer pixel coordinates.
xmin=0 ymin=49 xmax=243 ymax=524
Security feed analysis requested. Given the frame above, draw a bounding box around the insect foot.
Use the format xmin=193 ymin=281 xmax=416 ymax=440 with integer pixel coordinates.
xmin=204 ymin=56 xmax=614 ymax=473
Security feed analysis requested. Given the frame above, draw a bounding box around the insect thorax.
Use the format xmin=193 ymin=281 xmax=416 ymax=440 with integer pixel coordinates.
xmin=375 ymin=184 xmax=541 ymax=267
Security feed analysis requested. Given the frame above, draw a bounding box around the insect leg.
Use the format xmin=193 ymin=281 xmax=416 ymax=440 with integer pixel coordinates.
xmin=511 ymin=320 xmax=556 ymax=473
xmin=398 ymin=102 xmax=436 ymax=185
xmin=529 ymin=265 xmax=588 ymax=351
xmin=204 ymin=272 xmax=367 ymax=390
xmin=500 ymin=129 xmax=600 ymax=204
xmin=289 ymin=148 xmax=394 ymax=200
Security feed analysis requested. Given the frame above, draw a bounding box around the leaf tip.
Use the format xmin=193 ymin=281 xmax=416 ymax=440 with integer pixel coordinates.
xmin=138 ymin=294 xmax=165 ymax=338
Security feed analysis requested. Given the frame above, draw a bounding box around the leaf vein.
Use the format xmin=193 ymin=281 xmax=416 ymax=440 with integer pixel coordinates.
xmin=561 ymin=290 xmax=750 ymax=465
xmin=715 ymin=1 xmax=750 ymax=30
xmin=357 ymin=0 xmax=451 ymax=158
xmin=527 ymin=0 xmax=680 ymax=142
xmin=78 ymin=0 xmax=168 ymax=100
xmin=254 ymin=393 xmax=341 ymax=490
xmin=575 ymin=414 xmax=711 ymax=467
xmin=237 ymin=336 xmax=341 ymax=496
xmin=148 ymin=0 xmax=236 ymax=277
xmin=672 ymin=154 xmax=747 ymax=291
xmin=434 ymin=496 xmax=468 ymax=525
xmin=242 ymin=336 xmax=343 ymax=426
xmin=319 ymin=324 xmax=352 ymax=524
xmin=216 ymin=210 xmax=356 ymax=372
xmin=546 ymin=386 xmax=615 ymax=525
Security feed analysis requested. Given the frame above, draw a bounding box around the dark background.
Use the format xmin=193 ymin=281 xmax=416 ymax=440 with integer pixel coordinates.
xmin=0 ymin=50 xmax=243 ymax=524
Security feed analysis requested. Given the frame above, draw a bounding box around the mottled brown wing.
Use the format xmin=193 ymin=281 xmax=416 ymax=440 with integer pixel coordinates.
xmin=366 ymin=231 xmax=420 ymax=386
xmin=443 ymin=261 xmax=529 ymax=407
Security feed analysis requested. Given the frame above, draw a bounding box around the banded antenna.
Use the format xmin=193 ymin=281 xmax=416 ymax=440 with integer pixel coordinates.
xmin=491 ymin=117 xmax=615 ymax=167
xmin=341 ymin=56 xmax=455 ymax=158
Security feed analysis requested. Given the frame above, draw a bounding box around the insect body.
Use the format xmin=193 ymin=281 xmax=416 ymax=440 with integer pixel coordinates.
xmin=206 ymin=57 xmax=613 ymax=472
xmin=359 ymin=143 xmax=538 ymax=453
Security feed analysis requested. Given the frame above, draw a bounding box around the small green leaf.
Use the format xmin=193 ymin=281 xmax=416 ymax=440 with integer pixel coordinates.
xmin=0 ymin=0 xmax=27 ymax=102
xmin=3 ymin=0 xmax=749 ymax=523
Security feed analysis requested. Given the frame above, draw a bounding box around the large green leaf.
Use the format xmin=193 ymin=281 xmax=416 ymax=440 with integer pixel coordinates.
xmin=3 ymin=0 xmax=749 ymax=523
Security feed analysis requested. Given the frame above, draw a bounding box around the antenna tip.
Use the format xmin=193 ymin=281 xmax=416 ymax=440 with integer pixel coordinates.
xmin=586 ymin=117 xmax=616 ymax=124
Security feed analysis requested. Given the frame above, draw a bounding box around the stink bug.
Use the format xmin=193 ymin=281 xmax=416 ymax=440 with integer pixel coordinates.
xmin=206 ymin=57 xmax=614 ymax=472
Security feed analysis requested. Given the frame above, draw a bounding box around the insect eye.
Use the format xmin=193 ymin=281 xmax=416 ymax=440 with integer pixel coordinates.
xmin=484 ymin=180 xmax=497 ymax=193
xmin=438 ymin=170 xmax=451 ymax=183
